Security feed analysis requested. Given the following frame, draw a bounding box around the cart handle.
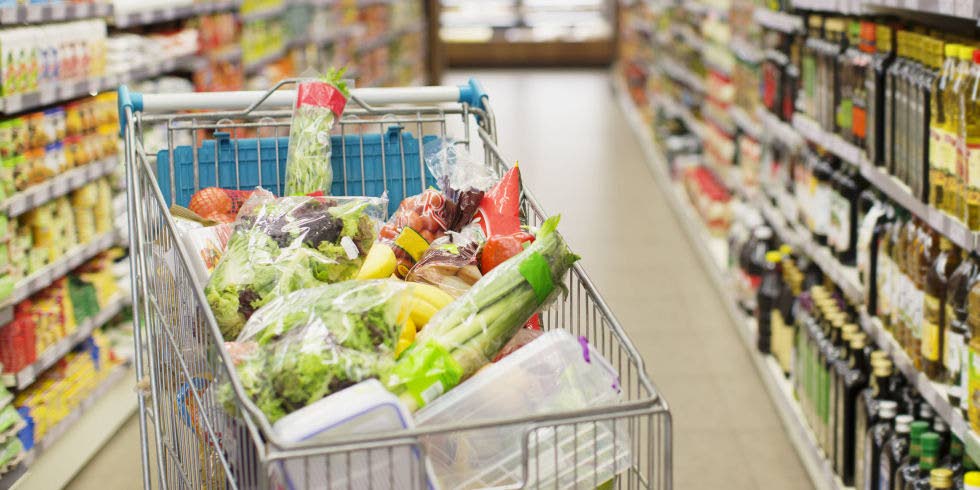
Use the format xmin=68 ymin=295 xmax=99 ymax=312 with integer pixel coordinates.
xmin=117 ymin=78 xmax=488 ymax=135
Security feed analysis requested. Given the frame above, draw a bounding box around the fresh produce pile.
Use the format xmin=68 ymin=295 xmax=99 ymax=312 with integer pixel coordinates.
xmin=188 ymin=136 xmax=579 ymax=426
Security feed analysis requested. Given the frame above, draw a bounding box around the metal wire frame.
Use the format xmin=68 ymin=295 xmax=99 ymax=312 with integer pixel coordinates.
xmin=122 ymin=83 xmax=672 ymax=490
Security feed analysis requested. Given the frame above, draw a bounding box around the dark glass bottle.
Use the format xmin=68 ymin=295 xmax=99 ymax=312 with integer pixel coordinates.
xmin=837 ymin=331 xmax=870 ymax=484
xmin=905 ymin=432 xmax=941 ymax=490
xmin=757 ymin=250 xmax=784 ymax=354
xmin=740 ymin=226 xmax=774 ymax=311
xmin=832 ymin=164 xmax=867 ymax=266
xmin=945 ymin=252 xmax=979 ymax=412
xmin=864 ymin=406 xmax=903 ymax=490
xmin=812 ymin=154 xmax=836 ymax=246
xmin=868 ymin=23 xmax=896 ymax=167
xmin=923 ymin=237 xmax=962 ymax=381
xmin=938 ymin=436 xmax=964 ymax=476
xmin=822 ymin=313 xmax=846 ymax=453
xmin=909 ymin=224 xmax=937 ymax=369
xmin=882 ymin=419 xmax=927 ymax=490
xmin=890 ymin=421 xmax=930 ymax=490
xmin=856 ymin=353 xmax=897 ymax=488
xmin=832 ymin=323 xmax=859 ymax=472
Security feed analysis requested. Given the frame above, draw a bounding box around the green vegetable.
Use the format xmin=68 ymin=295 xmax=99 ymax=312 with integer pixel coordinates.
xmin=385 ymin=216 xmax=579 ymax=411
xmin=223 ymin=280 xmax=407 ymax=423
xmin=205 ymin=196 xmax=384 ymax=340
xmin=284 ymin=69 xmax=351 ymax=196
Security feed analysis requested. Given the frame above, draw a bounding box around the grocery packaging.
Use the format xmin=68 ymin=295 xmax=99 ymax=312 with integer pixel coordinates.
xmin=222 ymin=280 xmax=410 ymax=422
xmin=416 ymin=329 xmax=630 ymax=489
xmin=385 ymin=215 xmax=579 ymax=411
xmin=284 ymin=72 xmax=350 ymax=196
xmin=205 ymin=194 xmax=385 ymax=340
xmin=404 ymin=228 xmax=483 ymax=297
xmin=180 ymin=223 xmax=234 ymax=286
xmin=271 ymin=379 xmax=438 ymax=490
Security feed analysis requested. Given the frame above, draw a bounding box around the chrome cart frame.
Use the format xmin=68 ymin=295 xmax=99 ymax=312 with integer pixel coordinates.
xmin=118 ymin=79 xmax=672 ymax=489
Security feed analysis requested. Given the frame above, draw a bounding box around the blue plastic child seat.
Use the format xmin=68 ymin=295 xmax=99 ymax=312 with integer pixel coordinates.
xmin=155 ymin=126 xmax=436 ymax=216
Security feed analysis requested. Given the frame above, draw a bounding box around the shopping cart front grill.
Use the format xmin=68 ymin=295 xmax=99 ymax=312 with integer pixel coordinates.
xmin=120 ymin=79 xmax=672 ymax=490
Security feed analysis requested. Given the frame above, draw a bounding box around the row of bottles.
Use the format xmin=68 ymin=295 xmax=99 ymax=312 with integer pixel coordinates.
xmin=748 ymin=234 xmax=980 ymax=489
xmin=795 ymin=14 xmax=980 ymax=230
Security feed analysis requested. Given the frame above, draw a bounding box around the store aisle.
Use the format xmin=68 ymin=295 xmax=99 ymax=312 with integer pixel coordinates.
xmin=443 ymin=68 xmax=814 ymax=489
xmin=69 ymin=69 xmax=812 ymax=490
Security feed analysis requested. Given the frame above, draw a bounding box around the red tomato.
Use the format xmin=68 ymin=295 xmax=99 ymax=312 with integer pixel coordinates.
xmin=481 ymin=233 xmax=533 ymax=273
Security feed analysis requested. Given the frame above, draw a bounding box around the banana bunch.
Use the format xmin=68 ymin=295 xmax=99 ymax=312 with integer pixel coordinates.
xmin=395 ymin=282 xmax=454 ymax=356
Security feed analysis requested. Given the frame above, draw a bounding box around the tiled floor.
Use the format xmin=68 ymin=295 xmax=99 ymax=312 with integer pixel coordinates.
xmin=66 ymin=69 xmax=812 ymax=489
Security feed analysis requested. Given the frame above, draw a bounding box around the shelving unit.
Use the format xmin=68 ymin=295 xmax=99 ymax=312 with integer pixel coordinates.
xmin=2 ymin=295 xmax=128 ymax=390
xmin=111 ymin=0 xmax=242 ymax=28
xmin=616 ymin=74 xmax=843 ymax=490
xmin=0 ymin=232 xmax=118 ymax=325
xmin=1 ymin=158 xmax=118 ymax=218
xmin=753 ymin=7 xmax=805 ymax=34
xmin=0 ymin=2 xmax=112 ymax=25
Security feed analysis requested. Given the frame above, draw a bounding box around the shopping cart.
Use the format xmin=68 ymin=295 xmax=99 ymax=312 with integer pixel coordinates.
xmin=118 ymin=79 xmax=672 ymax=490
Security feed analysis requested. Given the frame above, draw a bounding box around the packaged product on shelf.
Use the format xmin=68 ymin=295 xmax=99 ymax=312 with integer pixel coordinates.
xmin=416 ymin=329 xmax=629 ymax=489
xmin=283 ymin=72 xmax=350 ymax=196
xmin=205 ymin=194 xmax=386 ymax=340
xmin=962 ymin=48 xmax=980 ymax=230
xmin=269 ymin=379 xmax=437 ymax=490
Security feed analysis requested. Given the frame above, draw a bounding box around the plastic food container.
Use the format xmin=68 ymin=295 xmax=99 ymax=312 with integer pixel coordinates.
xmin=415 ymin=329 xmax=631 ymax=489
xmin=271 ymin=379 xmax=437 ymax=490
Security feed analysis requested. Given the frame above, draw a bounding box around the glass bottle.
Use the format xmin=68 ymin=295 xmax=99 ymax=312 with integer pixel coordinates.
xmin=856 ymin=353 xmax=896 ymax=489
xmin=758 ymin=250 xmax=783 ymax=354
xmin=915 ymin=37 xmax=942 ymax=202
xmin=812 ymin=154 xmax=836 ymax=246
xmin=834 ymin=165 xmax=867 ymax=266
xmin=895 ymin=425 xmax=934 ymax=490
xmin=837 ymin=20 xmax=858 ymax=139
xmin=864 ymin=406 xmax=903 ymax=490
xmin=837 ymin=331 xmax=870 ymax=484
xmin=952 ymin=44 xmax=974 ymax=219
xmin=886 ymin=31 xmax=909 ymax=176
xmin=803 ymin=15 xmax=824 ymax=118
xmin=938 ymin=436 xmax=964 ymax=475
xmin=909 ymin=223 xmax=937 ymax=369
xmin=944 ymin=251 xmax=979 ymax=412
xmin=876 ymin=215 xmax=895 ymax=324
xmin=853 ymin=21 xmax=874 ymax=148
xmin=883 ymin=420 xmax=927 ymax=490
xmin=905 ymin=432 xmax=941 ymax=490
xmin=892 ymin=217 xmax=912 ymax=345
xmin=936 ymin=43 xmax=960 ymax=212
xmin=869 ymin=23 xmax=896 ymax=167
xmin=962 ymin=48 xmax=980 ymax=230
xmin=831 ymin=322 xmax=859 ymax=469
xmin=859 ymin=191 xmax=889 ymax=308
xmin=923 ymin=237 xmax=962 ymax=380
xmin=774 ymin=245 xmax=800 ymax=375
xmin=968 ymin=276 xmax=980 ymax=430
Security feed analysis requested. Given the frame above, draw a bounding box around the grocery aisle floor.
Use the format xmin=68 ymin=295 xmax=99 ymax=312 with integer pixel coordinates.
xmin=67 ymin=69 xmax=813 ymax=489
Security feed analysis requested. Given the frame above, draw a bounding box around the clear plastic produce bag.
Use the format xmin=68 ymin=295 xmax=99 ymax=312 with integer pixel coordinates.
xmin=222 ymin=280 xmax=411 ymax=423
xmin=284 ymin=71 xmax=350 ymax=196
xmin=205 ymin=193 xmax=386 ymax=340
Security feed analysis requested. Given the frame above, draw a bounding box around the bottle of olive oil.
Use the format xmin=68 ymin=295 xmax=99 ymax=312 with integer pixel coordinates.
xmin=962 ymin=47 xmax=980 ymax=230
xmin=952 ymin=44 xmax=975 ymax=221
xmin=803 ymin=15 xmax=824 ymax=119
xmin=944 ymin=251 xmax=979 ymax=412
xmin=932 ymin=41 xmax=957 ymax=211
xmin=913 ymin=36 xmax=942 ymax=202
xmin=923 ymin=237 xmax=961 ymax=381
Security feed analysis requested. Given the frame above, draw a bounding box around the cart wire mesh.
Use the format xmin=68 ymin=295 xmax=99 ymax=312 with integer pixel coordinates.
xmin=121 ymin=81 xmax=672 ymax=490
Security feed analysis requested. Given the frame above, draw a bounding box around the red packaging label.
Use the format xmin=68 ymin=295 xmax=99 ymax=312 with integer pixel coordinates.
xmin=295 ymin=81 xmax=348 ymax=117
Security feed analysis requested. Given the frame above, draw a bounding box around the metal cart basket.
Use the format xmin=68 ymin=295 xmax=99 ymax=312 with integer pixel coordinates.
xmin=118 ymin=79 xmax=672 ymax=490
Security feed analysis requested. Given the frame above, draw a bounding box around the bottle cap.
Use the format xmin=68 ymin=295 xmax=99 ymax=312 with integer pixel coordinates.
xmin=879 ymin=400 xmax=898 ymax=418
xmin=920 ymin=403 xmax=935 ymax=419
xmin=842 ymin=324 xmax=859 ymax=340
xmin=964 ymin=471 xmax=980 ymax=488
xmin=872 ymin=360 xmax=893 ymax=376
xmin=921 ymin=432 xmax=940 ymax=452
xmin=930 ymin=468 xmax=954 ymax=488
xmin=933 ymin=418 xmax=948 ymax=432
xmin=766 ymin=251 xmax=782 ymax=263
xmin=871 ymin=351 xmax=889 ymax=362
xmin=895 ymin=414 xmax=913 ymax=432
xmin=910 ymin=420 xmax=930 ymax=439
xmin=850 ymin=332 xmax=867 ymax=349
xmin=779 ymin=244 xmax=793 ymax=256
xmin=754 ymin=226 xmax=773 ymax=240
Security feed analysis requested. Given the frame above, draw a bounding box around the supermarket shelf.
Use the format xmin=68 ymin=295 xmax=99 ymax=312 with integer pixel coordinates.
xmin=792 ymin=113 xmax=863 ymax=167
xmin=290 ymin=24 xmax=363 ymax=49
xmin=0 ymin=453 xmax=26 ymax=488
xmin=15 ymin=365 xmax=136 ymax=490
xmin=0 ymin=54 xmax=196 ymax=115
xmin=0 ymin=2 xmax=111 ymax=25
xmin=0 ymin=158 xmax=117 ymax=218
xmin=791 ymin=0 xmax=867 ymax=14
xmin=652 ymin=94 xmax=706 ymax=140
xmin=243 ymin=46 xmax=288 ymax=75
xmin=857 ymin=313 xmax=980 ymax=464
xmin=2 ymin=295 xmax=128 ymax=390
xmin=753 ymin=7 xmax=805 ymax=34
xmin=615 ymin=72 xmax=842 ymax=490
xmin=730 ymin=36 xmax=763 ymax=65
xmin=729 ymin=105 xmax=762 ymax=140
xmin=659 ymin=56 xmax=705 ymax=94
xmin=112 ymin=0 xmax=241 ymax=28
xmin=0 ymin=232 xmax=118 ymax=325
xmin=0 ymin=419 xmax=25 ymax=447
xmin=0 ymin=393 xmax=11 ymax=409
xmin=240 ymin=3 xmax=285 ymax=22
xmin=755 ymin=193 xmax=865 ymax=305
xmin=356 ymin=21 xmax=425 ymax=54
xmin=862 ymin=0 xmax=978 ymax=20
xmin=758 ymin=108 xmax=804 ymax=150
xmin=859 ymin=162 xmax=977 ymax=251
